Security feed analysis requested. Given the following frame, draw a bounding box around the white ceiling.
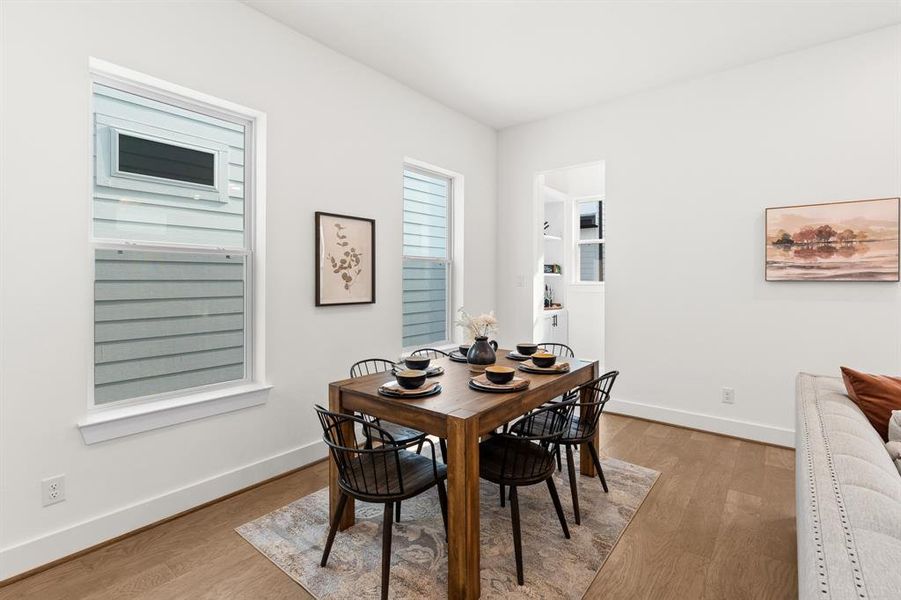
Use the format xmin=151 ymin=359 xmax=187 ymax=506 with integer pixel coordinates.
xmin=245 ymin=1 xmax=901 ymax=129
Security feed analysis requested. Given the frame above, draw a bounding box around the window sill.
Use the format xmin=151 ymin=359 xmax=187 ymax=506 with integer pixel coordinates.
xmin=78 ymin=382 xmax=272 ymax=445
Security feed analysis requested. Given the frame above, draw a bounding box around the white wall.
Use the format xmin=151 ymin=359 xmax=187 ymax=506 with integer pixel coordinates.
xmin=0 ymin=0 xmax=496 ymax=577
xmin=498 ymin=25 xmax=901 ymax=446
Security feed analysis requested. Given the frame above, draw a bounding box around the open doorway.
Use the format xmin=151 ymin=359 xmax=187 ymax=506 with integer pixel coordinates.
xmin=533 ymin=161 xmax=605 ymax=363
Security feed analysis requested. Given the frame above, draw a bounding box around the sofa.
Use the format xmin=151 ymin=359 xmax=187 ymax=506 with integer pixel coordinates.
xmin=796 ymin=373 xmax=901 ymax=600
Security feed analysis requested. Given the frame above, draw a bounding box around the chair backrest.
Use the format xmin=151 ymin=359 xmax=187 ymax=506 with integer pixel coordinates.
xmin=348 ymin=358 xmax=397 ymax=429
xmin=349 ymin=358 xmax=396 ymax=378
xmin=539 ymin=342 xmax=575 ymax=358
xmin=411 ymin=348 xmax=449 ymax=358
xmin=565 ymin=370 xmax=619 ymax=442
xmin=315 ymin=405 xmax=411 ymax=499
xmin=500 ymin=400 xmax=576 ymax=482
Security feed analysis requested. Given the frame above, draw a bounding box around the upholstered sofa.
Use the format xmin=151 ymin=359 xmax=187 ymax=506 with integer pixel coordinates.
xmin=795 ymin=373 xmax=901 ymax=599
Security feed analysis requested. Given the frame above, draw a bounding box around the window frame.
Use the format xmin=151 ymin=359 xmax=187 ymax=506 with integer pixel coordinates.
xmin=401 ymin=163 xmax=456 ymax=351
xmin=573 ymin=195 xmax=605 ymax=285
xmin=79 ymin=58 xmax=269 ymax=444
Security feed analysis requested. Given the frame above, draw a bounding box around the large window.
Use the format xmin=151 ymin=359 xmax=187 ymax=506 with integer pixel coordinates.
xmin=402 ymin=167 xmax=453 ymax=348
xmin=576 ymin=198 xmax=604 ymax=282
xmin=91 ymin=82 xmax=253 ymax=406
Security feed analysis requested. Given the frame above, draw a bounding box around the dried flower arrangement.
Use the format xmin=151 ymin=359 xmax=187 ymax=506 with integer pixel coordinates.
xmin=455 ymin=308 xmax=498 ymax=339
xmin=326 ymin=223 xmax=363 ymax=291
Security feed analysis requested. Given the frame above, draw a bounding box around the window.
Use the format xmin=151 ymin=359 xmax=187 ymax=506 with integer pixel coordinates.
xmin=91 ymin=82 xmax=252 ymax=406
xmin=576 ymin=199 xmax=604 ymax=282
xmin=402 ymin=166 xmax=453 ymax=348
xmin=117 ymin=133 xmax=216 ymax=186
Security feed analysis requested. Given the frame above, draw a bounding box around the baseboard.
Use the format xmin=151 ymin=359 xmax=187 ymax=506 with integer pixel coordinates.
xmin=606 ymin=397 xmax=795 ymax=448
xmin=0 ymin=439 xmax=327 ymax=581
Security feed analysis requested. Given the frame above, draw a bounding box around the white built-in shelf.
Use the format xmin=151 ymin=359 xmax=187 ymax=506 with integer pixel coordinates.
xmin=543 ymin=234 xmax=562 ymax=241
xmin=544 ymin=272 xmax=562 ymax=277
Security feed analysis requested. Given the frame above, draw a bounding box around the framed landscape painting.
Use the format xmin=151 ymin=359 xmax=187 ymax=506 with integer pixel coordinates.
xmin=315 ymin=212 xmax=375 ymax=305
xmin=765 ymin=197 xmax=900 ymax=282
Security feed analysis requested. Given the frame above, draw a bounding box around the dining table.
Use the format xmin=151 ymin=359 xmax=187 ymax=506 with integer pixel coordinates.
xmin=327 ymin=349 xmax=599 ymax=599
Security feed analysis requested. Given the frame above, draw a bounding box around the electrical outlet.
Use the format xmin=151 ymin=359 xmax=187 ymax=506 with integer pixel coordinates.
xmin=722 ymin=387 xmax=735 ymax=404
xmin=515 ymin=274 xmax=525 ymax=288
xmin=42 ymin=475 xmax=65 ymax=506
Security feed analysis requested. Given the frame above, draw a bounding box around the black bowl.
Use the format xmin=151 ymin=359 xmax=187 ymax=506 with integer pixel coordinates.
xmin=516 ymin=343 xmax=539 ymax=356
xmin=485 ymin=366 xmax=515 ymax=385
xmin=531 ymin=353 xmax=557 ymax=368
xmin=395 ymin=369 xmax=427 ymax=390
xmin=458 ymin=344 xmax=471 ymax=356
xmin=404 ymin=355 xmax=431 ymax=371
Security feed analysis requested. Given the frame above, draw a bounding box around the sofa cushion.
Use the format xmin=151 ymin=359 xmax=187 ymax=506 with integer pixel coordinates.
xmin=796 ymin=373 xmax=901 ymax=600
xmin=889 ymin=410 xmax=901 ymax=442
xmin=840 ymin=366 xmax=901 ymax=441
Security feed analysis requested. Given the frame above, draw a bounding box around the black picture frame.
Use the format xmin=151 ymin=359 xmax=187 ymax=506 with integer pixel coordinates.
xmin=315 ymin=211 xmax=376 ymax=306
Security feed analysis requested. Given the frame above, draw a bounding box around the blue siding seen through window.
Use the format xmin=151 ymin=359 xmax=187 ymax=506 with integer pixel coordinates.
xmin=94 ymin=249 xmax=245 ymax=404
xmin=403 ymin=169 xmax=450 ymax=347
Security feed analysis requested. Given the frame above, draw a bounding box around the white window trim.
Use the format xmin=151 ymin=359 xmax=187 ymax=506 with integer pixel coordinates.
xmin=79 ymin=58 xmax=269 ymax=445
xmin=402 ymin=158 xmax=464 ymax=351
xmin=572 ymin=194 xmax=605 ymax=286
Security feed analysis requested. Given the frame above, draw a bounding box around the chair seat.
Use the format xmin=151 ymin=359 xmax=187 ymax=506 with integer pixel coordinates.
xmin=341 ymin=448 xmax=446 ymax=501
xmin=514 ymin=411 xmax=591 ymax=443
xmin=365 ymin=420 xmax=427 ymax=445
xmin=479 ymin=436 xmax=555 ymax=485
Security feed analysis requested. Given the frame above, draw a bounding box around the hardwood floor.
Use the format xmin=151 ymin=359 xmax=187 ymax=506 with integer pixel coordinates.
xmin=0 ymin=415 xmax=796 ymax=599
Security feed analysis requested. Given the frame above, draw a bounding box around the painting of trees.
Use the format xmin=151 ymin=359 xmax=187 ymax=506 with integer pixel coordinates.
xmin=765 ymin=197 xmax=900 ymax=281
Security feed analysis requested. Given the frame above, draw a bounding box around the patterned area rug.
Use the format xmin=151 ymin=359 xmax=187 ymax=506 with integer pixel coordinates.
xmin=237 ymin=455 xmax=658 ymax=599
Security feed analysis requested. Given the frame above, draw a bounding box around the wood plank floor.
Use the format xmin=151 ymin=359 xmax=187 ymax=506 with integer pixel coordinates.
xmin=0 ymin=415 xmax=797 ymax=599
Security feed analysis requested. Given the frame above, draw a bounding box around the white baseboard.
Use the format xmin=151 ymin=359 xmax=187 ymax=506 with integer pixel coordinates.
xmin=606 ymin=397 xmax=795 ymax=448
xmin=0 ymin=439 xmax=327 ymax=580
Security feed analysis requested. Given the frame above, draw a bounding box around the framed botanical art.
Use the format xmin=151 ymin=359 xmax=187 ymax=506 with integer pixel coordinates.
xmin=765 ymin=197 xmax=900 ymax=281
xmin=315 ymin=212 xmax=376 ymax=305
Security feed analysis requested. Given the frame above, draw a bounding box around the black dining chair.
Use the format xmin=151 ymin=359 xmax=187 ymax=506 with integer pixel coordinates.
xmin=479 ymin=400 xmax=576 ymax=585
xmin=535 ymin=342 xmax=577 ymax=470
xmin=411 ymin=347 xmax=450 ymax=358
xmin=349 ymin=358 xmax=430 ymax=522
xmin=315 ymin=406 xmax=448 ymax=600
xmin=538 ymin=342 xmax=575 ymax=358
xmin=520 ymin=371 xmax=619 ymax=525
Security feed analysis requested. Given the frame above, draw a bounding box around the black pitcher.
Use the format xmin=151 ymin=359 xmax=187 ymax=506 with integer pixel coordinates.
xmin=467 ymin=336 xmax=498 ymax=368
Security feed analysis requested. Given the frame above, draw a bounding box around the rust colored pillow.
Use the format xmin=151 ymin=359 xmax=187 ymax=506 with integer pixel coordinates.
xmin=840 ymin=367 xmax=901 ymax=441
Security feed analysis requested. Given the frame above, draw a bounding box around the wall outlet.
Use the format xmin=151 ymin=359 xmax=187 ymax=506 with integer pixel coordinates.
xmin=515 ymin=274 xmax=525 ymax=288
xmin=42 ymin=475 xmax=65 ymax=506
xmin=721 ymin=387 xmax=735 ymax=404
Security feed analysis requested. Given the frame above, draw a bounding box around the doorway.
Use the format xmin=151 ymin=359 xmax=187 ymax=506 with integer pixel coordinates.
xmin=533 ymin=162 xmax=605 ymax=363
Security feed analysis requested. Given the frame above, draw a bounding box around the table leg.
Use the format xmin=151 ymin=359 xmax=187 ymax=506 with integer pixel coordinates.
xmin=580 ymin=361 xmax=600 ymax=477
xmin=328 ymin=385 xmax=355 ymax=531
xmin=447 ymin=415 xmax=480 ymax=599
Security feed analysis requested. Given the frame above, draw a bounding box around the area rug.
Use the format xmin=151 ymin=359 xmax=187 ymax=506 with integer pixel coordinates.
xmin=236 ymin=455 xmax=658 ymax=599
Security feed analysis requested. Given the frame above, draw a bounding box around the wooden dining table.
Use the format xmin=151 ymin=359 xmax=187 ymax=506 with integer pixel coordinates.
xmin=327 ymin=350 xmax=599 ymax=599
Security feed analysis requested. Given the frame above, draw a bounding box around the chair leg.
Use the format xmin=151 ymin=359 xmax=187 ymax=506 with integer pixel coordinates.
xmin=437 ymin=480 xmax=449 ymax=539
xmin=321 ymin=491 xmax=348 ymax=567
xmin=546 ymin=478 xmax=571 ymax=539
xmin=556 ymin=446 xmax=562 ymax=471
xmin=565 ymin=445 xmax=581 ymax=525
xmin=439 ymin=438 xmax=448 ymax=464
xmin=381 ymin=503 xmax=394 ymax=600
xmin=499 ymin=483 xmax=505 ymax=507
xmin=587 ymin=441 xmax=609 ymax=493
xmin=415 ymin=438 xmax=425 ymax=454
xmin=395 ymin=501 xmax=401 ymax=522
xmin=509 ymin=486 xmax=524 ymax=586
